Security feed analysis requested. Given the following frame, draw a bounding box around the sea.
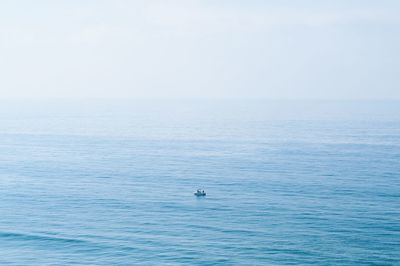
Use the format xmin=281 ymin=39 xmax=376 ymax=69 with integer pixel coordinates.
xmin=0 ymin=100 xmax=399 ymax=265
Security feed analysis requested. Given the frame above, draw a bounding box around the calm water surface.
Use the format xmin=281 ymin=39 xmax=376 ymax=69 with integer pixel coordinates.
xmin=0 ymin=100 xmax=399 ymax=265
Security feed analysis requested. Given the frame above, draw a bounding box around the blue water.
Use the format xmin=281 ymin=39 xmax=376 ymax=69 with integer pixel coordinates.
xmin=0 ymin=100 xmax=399 ymax=265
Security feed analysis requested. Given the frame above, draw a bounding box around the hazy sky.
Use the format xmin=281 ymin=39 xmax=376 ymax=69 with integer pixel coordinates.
xmin=0 ymin=0 xmax=399 ymax=99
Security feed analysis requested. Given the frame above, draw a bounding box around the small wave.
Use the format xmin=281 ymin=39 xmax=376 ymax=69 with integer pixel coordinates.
xmin=0 ymin=231 xmax=90 ymax=246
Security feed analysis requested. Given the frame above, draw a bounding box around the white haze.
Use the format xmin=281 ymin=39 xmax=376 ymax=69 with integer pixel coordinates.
xmin=0 ymin=0 xmax=399 ymax=100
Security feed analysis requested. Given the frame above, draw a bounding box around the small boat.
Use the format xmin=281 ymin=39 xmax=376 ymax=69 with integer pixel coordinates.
xmin=194 ymin=189 xmax=206 ymax=196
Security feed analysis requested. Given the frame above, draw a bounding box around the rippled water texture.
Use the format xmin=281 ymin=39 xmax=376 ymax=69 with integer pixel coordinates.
xmin=0 ymin=100 xmax=399 ymax=265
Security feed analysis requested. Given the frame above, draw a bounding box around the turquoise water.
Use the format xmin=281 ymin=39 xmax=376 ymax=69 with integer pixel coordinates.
xmin=0 ymin=100 xmax=399 ymax=265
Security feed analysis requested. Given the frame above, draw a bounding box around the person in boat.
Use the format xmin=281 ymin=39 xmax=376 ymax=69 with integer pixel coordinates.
xmin=195 ymin=189 xmax=205 ymax=195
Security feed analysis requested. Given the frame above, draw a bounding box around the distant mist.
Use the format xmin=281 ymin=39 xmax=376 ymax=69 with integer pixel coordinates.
xmin=0 ymin=1 xmax=399 ymax=100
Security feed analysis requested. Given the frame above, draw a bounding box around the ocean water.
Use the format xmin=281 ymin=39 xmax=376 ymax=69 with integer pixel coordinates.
xmin=0 ymin=100 xmax=399 ymax=265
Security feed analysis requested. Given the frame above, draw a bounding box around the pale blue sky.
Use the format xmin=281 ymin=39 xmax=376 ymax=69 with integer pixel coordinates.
xmin=0 ymin=0 xmax=399 ymax=99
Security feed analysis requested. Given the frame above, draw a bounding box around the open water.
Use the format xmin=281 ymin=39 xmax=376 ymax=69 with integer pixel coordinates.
xmin=0 ymin=100 xmax=399 ymax=265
